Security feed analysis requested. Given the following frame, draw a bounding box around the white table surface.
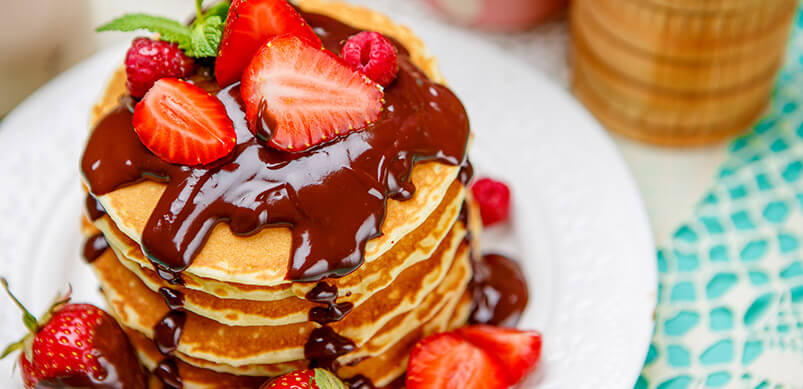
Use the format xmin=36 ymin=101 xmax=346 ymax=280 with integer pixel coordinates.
xmin=14 ymin=0 xmax=735 ymax=246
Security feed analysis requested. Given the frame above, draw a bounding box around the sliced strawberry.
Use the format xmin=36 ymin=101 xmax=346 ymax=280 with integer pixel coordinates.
xmin=456 ymin=325 xmax=543 ymax=385
xmin=215 ymin=0 xmax=322 ymax=87
xmin=133 ymin=78 xmax=236 ymax=165
xmin=406 ymin=333 xmax=507 ymax=389
xmin=241 ymin=35 xmax=384 ymax=152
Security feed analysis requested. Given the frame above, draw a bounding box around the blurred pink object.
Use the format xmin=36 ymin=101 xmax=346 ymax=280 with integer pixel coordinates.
xmin=424 ymin=0 xmax=567 ymax=31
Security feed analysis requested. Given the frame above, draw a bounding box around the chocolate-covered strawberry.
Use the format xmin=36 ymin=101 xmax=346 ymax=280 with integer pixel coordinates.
xmin=1 ymin=279 xmax=146 ymax=389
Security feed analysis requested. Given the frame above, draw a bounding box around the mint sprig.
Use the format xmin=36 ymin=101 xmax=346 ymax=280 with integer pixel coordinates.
xmin=96 ymin=0 xmax=230 ymax=58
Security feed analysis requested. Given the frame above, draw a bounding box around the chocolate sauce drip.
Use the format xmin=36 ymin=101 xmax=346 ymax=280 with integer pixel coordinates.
xmin=80 ymin=11 xmax=470 ymax=283
xmin=457 ymin=159 xmax=474 ymax=186
xmin=153 ymin=310 xmax=186 ymax=355
xmin=159 ymin=287 xmax=185 ymax=310
xmin=345 ymin=375 xmax=376 ymax=389
xmin=153 ymin=358 xmax=183 ymax=389
xmin=304 ymin=326 xmax=356 ymax=371
xmin=155 ymin=266 xmax=185 ymax=286
xmin=153 ymin=288 xmax=186 ymax=388
xmin=85 ymin=194 xmax=107 ymax=221
xmin=35 ymin=316 xmax=147 ymax=388
xmin=83 ymin=234 xmax=109 ymax=263
xmin=457 ymin=201 xmax=474 ymax=249
xmin=469 ymin=254 xmax=529 ymax=327
xmin=307 ymin=282 xmax=354 ymax=325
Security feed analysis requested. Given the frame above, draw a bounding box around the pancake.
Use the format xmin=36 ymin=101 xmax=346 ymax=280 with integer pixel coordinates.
xmin=103 ymin=211 xmax=466 ymax=328
xmin=130 ymin=292 xmax=472 ymax=389
xmin=133 ymin=293 xmax=471 ymax=389
xmin=95 ymin=180 xmax=465 ymax=304
xmin=174 ymin=244 xmax=473 ymax=376
xmin=86 ymin=0 xmax=464 ymax=287
xmin=93 ymin=224 xmax=468 ymax=366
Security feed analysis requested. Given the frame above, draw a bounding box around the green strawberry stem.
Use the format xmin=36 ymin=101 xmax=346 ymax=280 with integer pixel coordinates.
xmin=0 ymin=279 xmax=72 ymax=360
xmin=0 ymin=278 xmax=38 ymax=333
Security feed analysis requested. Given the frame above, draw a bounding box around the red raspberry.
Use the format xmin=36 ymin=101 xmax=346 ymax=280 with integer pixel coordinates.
xmin=340 ymin=31 xmax=399 ymax=87
xmin=472 ymin=178 xmax=511 ymax=226
xmin=124 ymin=37 xmax=196 ymax=98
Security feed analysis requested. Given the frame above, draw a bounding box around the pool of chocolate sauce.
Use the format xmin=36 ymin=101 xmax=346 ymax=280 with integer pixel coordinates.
xmin=469 ymin=253 xmax=529 ymax=327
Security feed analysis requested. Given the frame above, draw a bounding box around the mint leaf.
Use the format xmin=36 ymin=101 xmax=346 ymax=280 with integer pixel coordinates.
xmin=97 ymin=14 xmax=191 ymax=46
xmin=313 ymin=369 xmax=348 ymax=389
xmin=97 ymin=1 xmax=231 ymax=59
xmin=187 ymin=16 xmax=224 ymax=57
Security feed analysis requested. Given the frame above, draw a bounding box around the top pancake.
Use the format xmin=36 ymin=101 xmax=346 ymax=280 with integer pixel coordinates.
xmin=86 ymin=0 xmax=464 ymax=286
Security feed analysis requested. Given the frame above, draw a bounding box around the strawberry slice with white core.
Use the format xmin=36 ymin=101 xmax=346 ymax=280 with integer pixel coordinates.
xmin=456 ymin=325 xmax=543 ymax=386
xmin=133 ymin=78 xmax=236 ymax=165
xmin=215 ymin=0 xmax=322 ymax=87
xmin=241 ymin=35 xmax=384 ymax=152
xmin=406 ymin=333 xmax=507 ymax=389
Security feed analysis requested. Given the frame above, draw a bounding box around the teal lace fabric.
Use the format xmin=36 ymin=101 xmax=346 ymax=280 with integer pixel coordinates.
xmin=638 ymin=11 xmax=803 ymax=389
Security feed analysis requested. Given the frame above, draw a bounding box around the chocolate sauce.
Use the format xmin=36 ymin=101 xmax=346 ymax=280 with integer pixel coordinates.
xmin=80 ymin=11 xmax=470 ymax=283
xmin=457 ymin=201 xmax=475 ymax=250
xmin=306 ymin=282 xmax=354 ymax=325
xmin=155 ymin=266 xmax=185 ymax=286
xmin=458 ymin=159 xmax=474 ymax=186
xmin=345 ymin=375 xmax=376 ymax=389
xmin=304 ymin=326 xmax=356 ymax=371
xmin=153 ymin=358 xmax=182 ymax=389
xmin=303 ymin=283 xmax=355 ymax=369
xmin=159 ymin=287 xmax=185 ymax=311
xmin=83 ymin=234 xmax=109 ymax=263
xmin=470 ymin=254 xmax=529 ymax=327
xmin=35 ymin=316 xmax=147 ymax=389
xmin=153 ymin=288 xmax=186 ymax=388
xmin=85 ymin=194 xmax=107 ymax=221
xmin=153 ymin=311 xmax=186 ymax=355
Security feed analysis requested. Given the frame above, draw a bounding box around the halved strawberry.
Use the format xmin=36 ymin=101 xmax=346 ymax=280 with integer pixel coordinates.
xmin=133 ymin=78 xmax=236 ymax=165
xmin=456 ymin=326 xmax=543 ymax=385
xmin=406 ymin=333 xmax=507 ymax=389
xmin=215 ymin=0 xmax=322 ymax=87
xmin=241 ymin=35 xmax=384 ymax=152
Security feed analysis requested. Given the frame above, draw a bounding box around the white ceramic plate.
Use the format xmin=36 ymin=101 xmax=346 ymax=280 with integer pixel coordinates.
xmin=0 ymin=18 xmax=656 ymax=389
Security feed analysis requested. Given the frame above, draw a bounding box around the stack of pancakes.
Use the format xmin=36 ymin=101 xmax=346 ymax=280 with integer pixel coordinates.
xmin=81 ymin=1 xmax=479 ymax=387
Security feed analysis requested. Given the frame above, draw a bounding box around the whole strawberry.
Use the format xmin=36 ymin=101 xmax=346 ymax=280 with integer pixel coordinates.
xmin=125 ymin=37 xmax=196 ymax=98
xmin=1 ymin=279 xmax=146 ymax=389
xmin=260 ymin=368 xmax=347 ymax=389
